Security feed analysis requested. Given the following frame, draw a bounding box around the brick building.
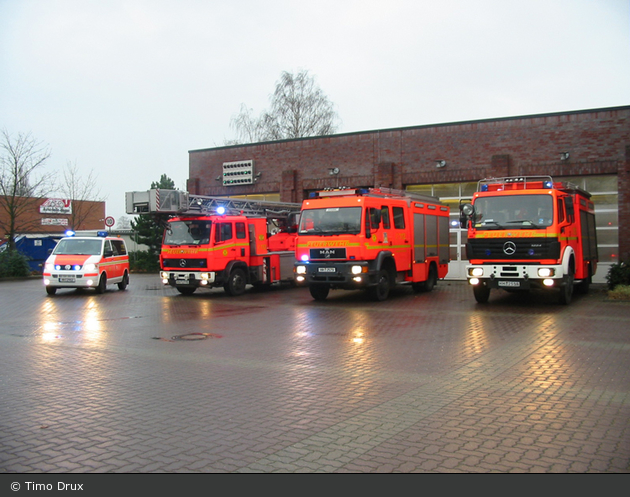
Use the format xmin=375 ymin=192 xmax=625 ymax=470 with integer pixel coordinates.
xmin=188 ymin=105 xmax=630 ymax=283
xmin=0 ymin=197 xmax=106 ymax=240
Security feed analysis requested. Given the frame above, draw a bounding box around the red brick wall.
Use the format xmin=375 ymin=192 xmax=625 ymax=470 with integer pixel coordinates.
xmin=0 ymin=198 xmax=106 ymax=240
xmin=189 ymin=106 xmax=630 ymax=259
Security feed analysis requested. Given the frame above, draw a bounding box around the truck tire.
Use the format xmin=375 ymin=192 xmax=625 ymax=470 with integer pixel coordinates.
xmin=368 ymin=269 xmax=390 ymax=301
xmin=46 ymin=286 xmax=57 ymax=296
xmin=413 ymin=264 xmax=437 ymax=293
xmin=224 ymin=268 xmax=247 ymax=296
xmin=558 ymin=270 xmax=574 ymax=305
xmin=309 ymin=284 xmax=330 ymax=301
xmin=473 ymin=284 xmax=490 ymax=303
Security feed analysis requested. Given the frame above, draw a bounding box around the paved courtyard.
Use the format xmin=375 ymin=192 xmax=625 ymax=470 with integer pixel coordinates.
xmin=0 ymin=274 xmax=629 ymax=473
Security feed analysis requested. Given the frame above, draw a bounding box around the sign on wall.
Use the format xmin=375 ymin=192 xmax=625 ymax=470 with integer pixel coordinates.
xmin=41 ymin=218 xmax=69 ymax=226
xmin=40 ymin=198 xmax=72 ymax=214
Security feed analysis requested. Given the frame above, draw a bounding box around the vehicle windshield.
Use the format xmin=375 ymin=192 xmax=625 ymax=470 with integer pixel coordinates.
xmin=298 ymin=207 xmax=362 ymax=235
xmin=472 ymin=194 xmax=553 ymax=229
xmin=164 ymin=220 xmax=212 ymax=245
xmin=53 ymin=238 xmax=103 ymax=255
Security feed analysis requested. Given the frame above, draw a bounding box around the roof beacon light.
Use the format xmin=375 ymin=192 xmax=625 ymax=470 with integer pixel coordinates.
xmin=65 ymin=230 xmax=76 ymax=237
xmin=216 ymin=206 xmax=226 ymax=215
xmin=97 ymin=231 xmax=108 ymax=237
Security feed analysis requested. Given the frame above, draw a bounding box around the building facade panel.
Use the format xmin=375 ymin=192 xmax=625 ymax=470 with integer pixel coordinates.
xmin=188 ymin=106 xmax=630 ymax=277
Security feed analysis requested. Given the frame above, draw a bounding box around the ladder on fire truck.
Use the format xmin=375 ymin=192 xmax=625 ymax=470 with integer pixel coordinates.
xmin=125 ymin=189 xmax=301 ymax=218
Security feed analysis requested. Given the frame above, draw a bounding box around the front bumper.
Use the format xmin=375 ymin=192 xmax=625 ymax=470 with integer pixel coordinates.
xmin=43 ymin=272 xmax=100 ymax=289
xmin=466 ymin=263 xmax=568 ymax=290
xmin=160 ymin=270 xmax=216 ymax=288
xmin=294 ymin=262 xmax=374 ymax=288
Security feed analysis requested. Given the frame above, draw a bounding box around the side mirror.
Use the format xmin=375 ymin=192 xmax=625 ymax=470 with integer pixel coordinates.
xmin=459 ymin=203 xmax=474 ymax=228
xmin=104 ymin=250 xmax=114 ymax=258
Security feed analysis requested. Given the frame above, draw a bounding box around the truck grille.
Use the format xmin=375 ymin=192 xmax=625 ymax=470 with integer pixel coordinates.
xmin=467 ymin=237 xmax=560 ymax=260
xmin=162 ymin=258 xmax=207 ymax=269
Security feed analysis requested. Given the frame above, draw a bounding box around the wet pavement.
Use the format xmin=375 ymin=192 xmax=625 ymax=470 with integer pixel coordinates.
xmin=0 ymin=274 xmax=629 ymax=473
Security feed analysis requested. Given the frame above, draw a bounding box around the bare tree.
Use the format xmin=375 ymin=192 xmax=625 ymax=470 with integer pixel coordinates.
xmin=57 ymin=160 xmax=105 ymax=231
xmin=228 ymin=70 xmax=341 ymax=144
xmin=0 ymin=129 xmax=55 ymax=250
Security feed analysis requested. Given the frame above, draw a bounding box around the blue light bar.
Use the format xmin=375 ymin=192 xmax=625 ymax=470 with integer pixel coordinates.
xmin=65 ymin=230 xmax=76 ymax=237
xmin=97 ymin=231 xmax=108 ymax=237
xmin=543 ymin=181 xmax=553 ymax=188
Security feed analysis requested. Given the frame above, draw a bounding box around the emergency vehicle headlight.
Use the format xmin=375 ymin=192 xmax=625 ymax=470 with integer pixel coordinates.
xmin=538 ymin=268 xmax=554 ymax=277
xmin=470 ymin=267 xmax=484 ymax=277
xmin=351 ymin=265 xmax=363 ymax=275
xmin=296 ymin=265 xmax=307 ymax=275
xmin=160 ymin=271 xmax=168 ymax=279
xmin=353 ymin=276 xmax=362 ymax=282
xmin=200 ymin=273 xmax=210 ymax=280
xmin=543 ymin=279 xmax=554 ymax=287
xmin=296 ymin=275 xmax=305 ymax=282
xmin=470 ymin=278 xmax=480 ymax=285
xmin=45 ymin=263 xmax=54 ymax=272
xmin=84 ymin=263 xmax=96 ymax=272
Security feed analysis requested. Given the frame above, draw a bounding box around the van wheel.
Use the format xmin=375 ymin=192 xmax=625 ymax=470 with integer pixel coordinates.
xmin=46 ymin=286 xmax=57 ymax=296
xmin=224 ymin=268 xmax=246 ymax=296
xmin=309 ymin=284 xmax=330 ymax=301
xmin=368 ymin=269 xmax=390 ymax=301
xmin=95 ymin=274 xmax=107 ymax=294
xmin=117 ymin=272 xmax=129 ymax=290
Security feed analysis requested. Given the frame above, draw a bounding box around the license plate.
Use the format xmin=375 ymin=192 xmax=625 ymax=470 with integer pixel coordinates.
xmin=59 ymin=276 xmax=75 ymax=283
xmin=318 ymin=267 xmax=336 ymax=273
xmin=498 ymin=280 xmax=520 ymax=287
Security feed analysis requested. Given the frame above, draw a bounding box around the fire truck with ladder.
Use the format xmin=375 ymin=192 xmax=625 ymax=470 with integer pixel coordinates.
xmin=125 ymin=189 xmax=301 ymax=296
xmin=459 ymin=176 xmax=598 ymax=305
xmin=294 ymin=187 xmax=450 ymax=301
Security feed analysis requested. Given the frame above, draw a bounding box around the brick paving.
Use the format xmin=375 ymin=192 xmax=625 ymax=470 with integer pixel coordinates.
xmin=0 ymin=275 xmax=628 ymax=473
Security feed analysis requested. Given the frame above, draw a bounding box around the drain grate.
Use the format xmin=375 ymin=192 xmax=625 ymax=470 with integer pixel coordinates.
xmin=153 ymin=332 xmax=222 ymax=342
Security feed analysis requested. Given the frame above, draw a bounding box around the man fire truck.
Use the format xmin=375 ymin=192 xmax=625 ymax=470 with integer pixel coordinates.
xmin=125 ymin=189 xmax=301 ymax=296
xmin=459 ymin=176 xmax=598 ymax=305
xmin=294 ymin=187 xmax=450 ymax=301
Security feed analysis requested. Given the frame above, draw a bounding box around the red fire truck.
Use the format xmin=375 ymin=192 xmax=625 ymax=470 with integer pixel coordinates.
xmin=294 ymin=187 xmax=450 ymax=301
xmin=459 ymin=176 xmax=598 ymax=305
xmin=125 ymin=189 xmax=301 ymax=296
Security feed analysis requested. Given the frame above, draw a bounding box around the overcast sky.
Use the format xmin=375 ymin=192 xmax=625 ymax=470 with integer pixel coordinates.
xmin=1 ymin=0 xmax=628 ymax=227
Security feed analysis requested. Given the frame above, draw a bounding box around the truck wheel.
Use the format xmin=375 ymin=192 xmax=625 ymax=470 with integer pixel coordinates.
xmin=368 ymin=269 xmax=390 ymax=301
xmin=413 ymin=264 xmax=437 ymax=292
xmin=473 ymin=284 xmax=490 ymax=303
xmin=575 ymin=275 xmax=590 ymax=295
xmin=177 ymin=287 xmax=196 ymax=295
xmin=95 ymin=274 xmax=107 ymax=294
xmin=46 ymin=286 xmax=57 ymax=296
xmin=117 ymin=272 xmax=129 ymax=290
xmin=309 ymin=284 xmax=330 ymax=301
xmin=225 ymin=268 xmax=247 ymax=296
xmin=558 ymin=271 xmax=574 ymax=305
